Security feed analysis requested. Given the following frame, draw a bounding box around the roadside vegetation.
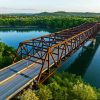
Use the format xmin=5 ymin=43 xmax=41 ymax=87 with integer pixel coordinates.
xmin=0 ymin=42 xmax=16 ymax=69
xmin=19 ymin=72 xmax=100 ymax=100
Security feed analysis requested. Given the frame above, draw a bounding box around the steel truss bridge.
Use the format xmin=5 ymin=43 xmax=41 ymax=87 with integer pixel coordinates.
xmin=0 ymin=22 xmax=100 ymax=99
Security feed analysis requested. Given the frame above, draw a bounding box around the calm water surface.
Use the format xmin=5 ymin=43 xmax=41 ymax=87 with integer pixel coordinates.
xmin=0 ymin=29 xmax=51 ymax=48
xmin=0 ymin=29 xmax=100 ymax=88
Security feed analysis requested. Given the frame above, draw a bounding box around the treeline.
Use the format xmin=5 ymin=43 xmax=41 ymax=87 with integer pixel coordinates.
xmin=36 ymin=11 xmax=100 ymax=17
xmin=0 ymin=16 xmax=98 ymax=29
xmin=0 ymin=42 xmax=16 ymax=68
xmin=19 ymin=72 xmax=100 ymax=100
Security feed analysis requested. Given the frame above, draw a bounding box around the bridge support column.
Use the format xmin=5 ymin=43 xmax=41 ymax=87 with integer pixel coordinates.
xmin=29 ymin=82 xmax=34 ymax=89
xmin=92 ymin=39 xmax=96 ymax=47
xmin=31 ymin=80 xmax=39 ymax=89
xmin=90 ymin=38 xmax=96 ymax=48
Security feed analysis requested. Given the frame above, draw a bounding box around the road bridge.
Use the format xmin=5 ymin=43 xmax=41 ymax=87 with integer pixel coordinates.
xmin=0 ymin=22 xmax=100 ymax=99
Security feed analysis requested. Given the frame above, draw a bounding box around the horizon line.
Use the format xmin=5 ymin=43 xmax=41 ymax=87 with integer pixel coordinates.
xmin=0 ymin=11 xmax=100 ymax=14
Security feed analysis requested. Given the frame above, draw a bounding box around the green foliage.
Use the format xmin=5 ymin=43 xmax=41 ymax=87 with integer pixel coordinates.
xmin=49 ymin=72 xmax=99 ymax=100
xmin=37 ymin=85 xmax=52 ymax=100
xmin=20 ymin=73 xmax=100 ymax=100
xmin=48 ymin=81 xmax=67 ymax=100
xmin=0 ymin=42 xmax=16 ymax=68
xmin=0 ymin=16 xmax=97 ymax=29
xmin=69 ymin=82 xmax=97 ymax=100
xmin=19 ymin=89 xmax=39 ymax=100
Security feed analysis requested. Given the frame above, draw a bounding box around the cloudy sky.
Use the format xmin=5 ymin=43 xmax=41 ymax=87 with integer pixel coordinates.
xmin=0 ymin=0 xmax=100 ymax=13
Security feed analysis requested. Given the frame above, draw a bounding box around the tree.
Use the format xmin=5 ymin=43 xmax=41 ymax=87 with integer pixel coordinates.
xmin=0 ymin=15 xmax=97 ymax=29
xmin=49 ymin=72 xmax=99 ymax=100
xmin=0 ymin=42 xmax=16 ymax=68
xmin=19 ymin=89 xmax=39 ymax=100
xmin=48 ymin=82 xmax=68 ymax=100
xmin=37 ymin=85 xmax=52 ymax=100
xmin=68 ymin=82 xmax=97 ymax=100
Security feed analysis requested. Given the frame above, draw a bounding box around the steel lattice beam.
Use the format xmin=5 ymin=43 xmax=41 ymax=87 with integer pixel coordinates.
xmin=13 ymin=22 xmax=100 ymax=83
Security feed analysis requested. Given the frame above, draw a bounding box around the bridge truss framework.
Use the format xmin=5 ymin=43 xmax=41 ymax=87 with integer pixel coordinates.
xmin=13 ymin=22 xmax=99 ymax=83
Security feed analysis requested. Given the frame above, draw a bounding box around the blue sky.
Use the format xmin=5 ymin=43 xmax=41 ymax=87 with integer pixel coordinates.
xmin=0 ymin=0 xmax=100 ymax=13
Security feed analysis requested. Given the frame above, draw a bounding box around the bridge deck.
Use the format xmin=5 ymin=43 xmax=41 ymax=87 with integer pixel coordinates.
xmin=0 ymin=60 xmax=32 ymax=81
xmin=0 ymin=22 xmax=99 ymax=99
xmin=0 ymin=48 xmax=65 ymax=99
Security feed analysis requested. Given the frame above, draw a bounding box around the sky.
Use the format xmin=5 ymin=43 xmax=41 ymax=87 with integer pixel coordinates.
xmin=0 ymin=0 xmax=100 ymax=13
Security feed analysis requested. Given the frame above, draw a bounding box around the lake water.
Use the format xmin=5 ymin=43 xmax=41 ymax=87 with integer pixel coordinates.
xmin=0 ymin=29 xmax=51 ymax=49
xmin=0 ymin=29 xmax=100 ymax=88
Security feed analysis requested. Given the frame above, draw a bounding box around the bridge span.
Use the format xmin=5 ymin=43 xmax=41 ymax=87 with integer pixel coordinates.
xmin=0 ymin=22 xmax=100 ymax=99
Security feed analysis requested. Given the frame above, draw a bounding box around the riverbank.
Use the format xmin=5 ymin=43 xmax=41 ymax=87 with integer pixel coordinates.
xmin=0 ymin=26 xmax=38 ymax=28
xmin=0 ymin=26 xmax=58 ymax=33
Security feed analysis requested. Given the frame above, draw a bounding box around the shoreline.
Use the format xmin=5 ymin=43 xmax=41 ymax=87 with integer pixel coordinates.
xmin=0 ymin=26 xmax=61 ymax=32
xmin=0 ymin=26 xmax=63 ymax=29
xmin=0 ymin=26 xmax=38 ymax=29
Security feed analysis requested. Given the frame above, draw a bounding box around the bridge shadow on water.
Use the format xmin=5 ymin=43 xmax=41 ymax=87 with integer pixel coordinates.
xmin=58 ymin=35 xmax=100 ymax=78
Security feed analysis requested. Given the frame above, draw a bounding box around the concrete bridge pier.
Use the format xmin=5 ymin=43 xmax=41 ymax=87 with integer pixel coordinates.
xmin=92 ymin=38 xmax=96 ymax=47
xmin=81 ymin=38 xmax=96 ymax=53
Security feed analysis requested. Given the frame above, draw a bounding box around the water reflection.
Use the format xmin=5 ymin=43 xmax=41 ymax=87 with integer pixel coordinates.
xmin=59 ymin=32 xmax=100 ymax=88
xmin=66 ymin=43 xmax=95 ymax=77
xmin=0 ymin=27 xmax=56 ymax=33
xmin=0 ymin=28 xmax=55 ymax=48
xmin=84 ymin=33 xmax=100 ymax=88
xmin=58 ymin=41 xmax=94 ymax=75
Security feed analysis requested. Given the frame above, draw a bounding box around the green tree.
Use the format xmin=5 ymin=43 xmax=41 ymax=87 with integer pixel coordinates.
xmin=49 ymin=72 xmax=99 ymax=100
xmin=19 ymin=89 xmax=39 ymax=100
xmin=68 ymin=82 xmax=97 ymax=100
xmin=37 ymin=85 xmax=52 ymax=100
xmin=48 ymin=82 xmax=68 ymax=100
xmin=0 ymin=42 xmax=16 ymax=68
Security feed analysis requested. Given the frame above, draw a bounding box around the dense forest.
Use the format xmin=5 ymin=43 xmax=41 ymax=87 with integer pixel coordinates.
xmin=0 ymin=15 xmax=98 ymax=29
